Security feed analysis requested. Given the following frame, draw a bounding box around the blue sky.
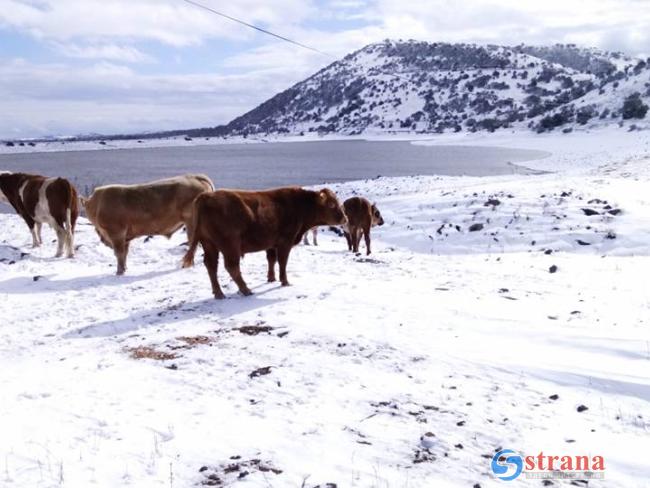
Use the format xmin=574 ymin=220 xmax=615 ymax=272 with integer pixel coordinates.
xmin=0 ymin=0 xmax=648 ymax=138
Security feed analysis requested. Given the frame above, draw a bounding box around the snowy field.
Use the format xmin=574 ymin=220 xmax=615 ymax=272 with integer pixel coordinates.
xmin=1 ymin=129 xmax=649 ymax=487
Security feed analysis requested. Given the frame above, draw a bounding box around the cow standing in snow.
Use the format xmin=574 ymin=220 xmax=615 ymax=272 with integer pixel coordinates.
xmin=81 ymin=174 xmax=214 ymax=275
xmin=0 ymin=171 xmax=79 ymax=258
xmin=342 ymin=197 xmax=384 ymax=255
xmin=182 ymin=187 xmax=347 ymax=299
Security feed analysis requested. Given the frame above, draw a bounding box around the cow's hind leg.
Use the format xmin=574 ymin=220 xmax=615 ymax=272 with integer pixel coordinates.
xmin=223 ymin=250 xmax=252 ymax=296
xmin=351 ymin=226 xmax=361 ymax=253
xmin=266 ymin=249 xmax=277 ymax=282
xmin=363 ymin=225 xmax=372 ymax=255
xmin=29 ymin=223 xmax=40 ymax=248
xmin=203 ymin=242 xmax=224 ymax=299
xmin=344 ymin=231 xmax=352 ymax=251
xmin=64 ymin=208 xmax=74 ymax=258
xmin=34 ymin=222 xmax=43 ymax=246
xmin=51 ymin=221 xmax=68 ymax=258
xmin=113 ymin=238 xmax=129 ymax=275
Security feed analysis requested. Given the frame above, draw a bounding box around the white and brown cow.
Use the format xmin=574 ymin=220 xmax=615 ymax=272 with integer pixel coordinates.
xmin=0 ymin=172 xmax=78 ymax=258
xmin=81 ymin=174 xmax=214 ymax=275
xmin=302 ymin=227 xmax=319 ymax=246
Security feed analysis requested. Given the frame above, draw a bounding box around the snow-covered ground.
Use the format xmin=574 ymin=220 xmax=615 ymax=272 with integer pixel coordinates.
xmin=1 ymin=130 xmax=649 ymax=487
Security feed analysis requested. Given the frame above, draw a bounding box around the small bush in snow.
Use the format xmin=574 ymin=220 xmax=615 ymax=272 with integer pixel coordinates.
xmin=622 ymin=93 xmax=648 ymax=119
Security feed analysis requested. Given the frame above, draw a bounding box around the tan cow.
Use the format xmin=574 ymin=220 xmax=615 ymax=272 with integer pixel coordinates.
xmin=0 ymin=171 xmax=78 ymax=257
xmin=182 ymin=187 xmax=346 ymax=299
xmin=343 ymin=197 xmax=384 ymax=255
xmin=82 ymin=174 xmax=214 ymax=275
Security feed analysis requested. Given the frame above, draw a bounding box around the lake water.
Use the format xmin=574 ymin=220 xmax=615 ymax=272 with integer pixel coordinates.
xmin=0 ymin=140 xmax=548 ymax=195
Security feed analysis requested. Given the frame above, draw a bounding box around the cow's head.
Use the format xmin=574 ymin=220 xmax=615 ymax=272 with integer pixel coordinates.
xmin=371 ymin=203 xmax=384 ymax=226
xmin=318 ymin=188 xmax=347 ymax=225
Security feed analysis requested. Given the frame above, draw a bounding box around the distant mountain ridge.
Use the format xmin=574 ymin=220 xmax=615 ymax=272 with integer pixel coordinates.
xmin=221 ymin=40 xmax=649 ymax=136
xmin=22 ymin=40 xmax=649 ymax=143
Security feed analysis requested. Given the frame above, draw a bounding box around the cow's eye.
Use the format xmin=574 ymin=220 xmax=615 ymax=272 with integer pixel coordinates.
xmin=328 ymin=201 xmax=336 ymax=209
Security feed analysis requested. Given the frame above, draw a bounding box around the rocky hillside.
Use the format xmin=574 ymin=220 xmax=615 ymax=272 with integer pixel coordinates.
xmin=223 ymin=40 xmax=650 ymax=135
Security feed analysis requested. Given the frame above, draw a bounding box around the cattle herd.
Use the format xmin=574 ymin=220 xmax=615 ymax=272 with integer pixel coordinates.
xmin=0 ymin=171 xmax=384 ymax=299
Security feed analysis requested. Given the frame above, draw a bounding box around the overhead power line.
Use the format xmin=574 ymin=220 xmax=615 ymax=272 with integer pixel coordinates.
xmin=180 ymin=0 xmax=333 ymax=58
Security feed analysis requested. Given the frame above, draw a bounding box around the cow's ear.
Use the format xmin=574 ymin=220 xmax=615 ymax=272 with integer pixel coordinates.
xmin=319 ymin=189 xmax=327 ymax=202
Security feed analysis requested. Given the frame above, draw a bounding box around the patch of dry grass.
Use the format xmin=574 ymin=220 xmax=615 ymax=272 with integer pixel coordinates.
xmin=128 ymin=346 xmax=178 ymax=361
xmin=176 ymin=335 xmax=215 ymax=346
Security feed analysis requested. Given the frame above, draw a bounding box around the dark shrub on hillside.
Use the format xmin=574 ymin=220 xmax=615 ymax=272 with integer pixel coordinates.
xmin=576 ymin=106 xmax=597 ymax=125
xmin=538 ymin=109 xmax=573 ymax=131
xmin=477 ymin=118 xmax=503 ymax=132
xmin=622 ymin=93 xmax=648 ymax=119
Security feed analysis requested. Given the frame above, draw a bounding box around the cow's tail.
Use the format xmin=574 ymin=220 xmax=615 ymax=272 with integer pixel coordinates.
xmin=181 ymin=196 xmax=203 ymax=268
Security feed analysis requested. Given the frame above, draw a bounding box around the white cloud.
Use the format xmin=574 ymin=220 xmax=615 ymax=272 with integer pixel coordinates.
xmin=0 ymin=0 xmax=648 ymax=137
xmin=0 ymin=58 xmax=300 ymax=137
xmin=365 ymin=0 xmax=650 ymax=55
xmin=51 ymin=42 xmax=153 ymax=63
xmin=0 ymin=0 xmax=317 ymax=46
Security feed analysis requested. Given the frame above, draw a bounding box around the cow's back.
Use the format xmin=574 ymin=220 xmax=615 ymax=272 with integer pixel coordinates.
xmin=343 ymin=196 xmax=371 ymax=226
xmin=85 ymin=174 xmax=213 ymax=239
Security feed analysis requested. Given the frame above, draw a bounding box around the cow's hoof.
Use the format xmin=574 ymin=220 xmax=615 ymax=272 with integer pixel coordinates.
xmin=240 ymin=288 xmax=253 ymax=296
xmin=267 ymin=276 xmax=276 ymax=282
xmin=281 ymin=281 xmax=291 ymax=287
xmin=213 ymin=293 xmax=225 ymax=300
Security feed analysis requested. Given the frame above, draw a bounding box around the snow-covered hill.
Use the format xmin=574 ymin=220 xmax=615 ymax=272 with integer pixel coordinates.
xmin=225 ymin=40 xmax=650 ymax=136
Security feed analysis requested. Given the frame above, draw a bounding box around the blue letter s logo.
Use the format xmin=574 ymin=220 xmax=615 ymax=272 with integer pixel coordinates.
xmin=491 ymin=449 xmax=523 ymax=481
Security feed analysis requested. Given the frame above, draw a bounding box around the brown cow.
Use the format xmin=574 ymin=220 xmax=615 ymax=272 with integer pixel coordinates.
xmin=182 ymin=187 xmax=346 ymax=299
xmin=0 ymin=171 xmax=78 ymax=257
xmin=343 ymin=197 xmax=384 ymax=255
xmin=82 ymin=174 xmax=214 ymax=275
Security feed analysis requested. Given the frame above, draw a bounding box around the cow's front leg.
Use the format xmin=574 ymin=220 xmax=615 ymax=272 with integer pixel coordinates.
xmin=224 ymin=253 xmax=252 ymax=296
xmin=266 ymin=249 xmax=277 ymax=282
xmin=277 ymin=245 xmax=292 ymax=286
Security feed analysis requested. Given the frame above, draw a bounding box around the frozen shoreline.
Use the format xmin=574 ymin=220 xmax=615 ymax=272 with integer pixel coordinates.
xmin=1 ymin=129 xmax=649 ymax=487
